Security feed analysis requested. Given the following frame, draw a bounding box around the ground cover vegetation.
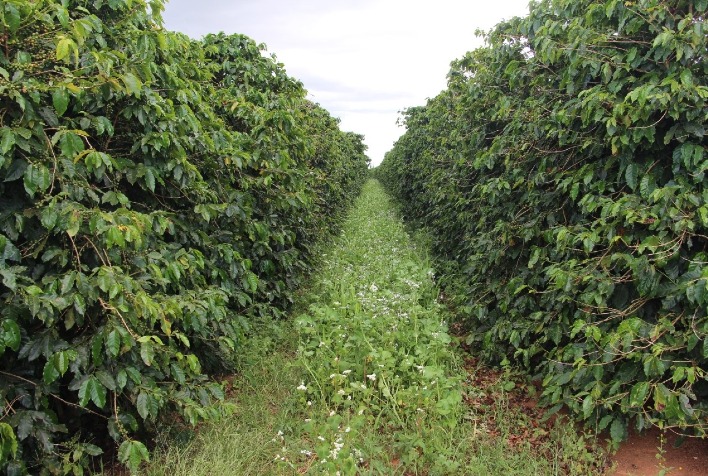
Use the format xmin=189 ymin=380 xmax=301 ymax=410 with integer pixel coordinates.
xmin=377 ymin=0 xmax=708 ymax=443
xmin=0 ymin=1 xmax=368 ymax=473
xmin=147 ymin=180 xmax=606 ymax=475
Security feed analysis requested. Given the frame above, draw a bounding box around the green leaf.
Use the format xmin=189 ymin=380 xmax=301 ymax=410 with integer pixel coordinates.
xmin=96 ymin=370 xmax=116 ymax=391
xmin=74 ymin=294 xmax=86 ymax=315
xmin=55 ymin=37 xmax=75 ymax=62
xmin=79 ymin=376 xmax=107 ymax=408
xmin=0 ymin=422 xmax=18 ymax=461
xmin=59 ymin=132 xmax=85 ymax=159
xmin=118 ymin=440 xmax=150 ymax=473
xmin=43 ymin=360 xmax=60 ymax=384
xmin=629 ymin=381 xmax=650 ymax=407
xmin=106 ymin=329 xmax=121 ymax=357
xmin=140 ymin=340 xmax=155 ymax=366
xmin=3 ymin=4 xmax=21 ymax=32
xmin=610 ymin=417 xmax=627 ymax=442
xmin=137 ymin=392 xmax=150 ymax=419
xmin=639 ymin=174 xmax=655 ymax=198
xmin=582 ymin=394 xmax=595 ymax=418
xmin=0 ymin=268 xmax=16 ymax=291
xmin=170 ymin=363 xmax=186 ymax=385
xmin=528 ymin=248 xmax=541 ymax=268
xmin=570 ymin=182 xmax=579 ymax=201
xmin=135 ymin=392 xmax=158 ymax=420
xmin=598 ymin=414 xmax=613 ymax=431
xmin=1 ymin=320 xmax=21 ymax=352
xmin=56 ymin=38 xmax=69 ymax=61
xmin=117 ymin=370 xmax=127 ymax=389
xmin=144 ymin=167 xmax=155 ymax=192
xmin=54 ymin=349 xmax=76 ymax=376
xmin=0 ymin=128 xmax=15 ymax=154
xmin=52 ymin=89 xmax=70 ymax=116
xmin=121 ymin=73 xmax=143 ymax=97
xmin=680 ymin=69 xmax=693 ymax=87
xmin=4 ymin=158 xmax=27 ymax=182
xmin=40 ymin=207 xmax=59 ymax=230
xmin=643 ymin=355 xmax=667 ymax=377
xmin=66 ymin=210 xmax=82 ymax=237
xmin=23 ymin=164 xmax=51 ymax=198
xmin=625 ymin=163 xmax=638 ymax=191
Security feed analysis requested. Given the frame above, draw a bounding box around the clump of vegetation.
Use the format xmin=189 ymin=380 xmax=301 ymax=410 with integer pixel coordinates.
xmin=287 ymin=180 xmax=463 ymax=474
xmin=378 ymin=0 xmax=707 ymax=442
xmin=146 ymin=180 xmax=608 ymax=475
xmin=0 ymin=0 xmax=368 ymax=473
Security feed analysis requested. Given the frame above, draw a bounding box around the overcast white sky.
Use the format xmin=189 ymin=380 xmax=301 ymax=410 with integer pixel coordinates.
xmin=163 ymin=0 xmax=531 ymax=166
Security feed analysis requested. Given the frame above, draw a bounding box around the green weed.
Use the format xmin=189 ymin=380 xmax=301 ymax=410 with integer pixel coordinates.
xmin=145 ymin=180 xmax=608 ymax=475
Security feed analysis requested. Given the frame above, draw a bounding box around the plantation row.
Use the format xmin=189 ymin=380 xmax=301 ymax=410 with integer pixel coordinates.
xmin=0 ymin=0 xmax=368 ymax=473
xmin=377 ymin=0 xmax=707 ymax=441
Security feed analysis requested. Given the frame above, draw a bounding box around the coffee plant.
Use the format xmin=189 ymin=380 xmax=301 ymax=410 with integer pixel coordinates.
xmin=0 ymin=0 xmax=368 ymax=474
xmin=378 ymin=0 xmax=707 ymax=442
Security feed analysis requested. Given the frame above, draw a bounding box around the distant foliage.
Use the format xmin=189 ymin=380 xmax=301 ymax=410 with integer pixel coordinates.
xmin=378 ymin=0 xmax=707 ymax=441
xmin=0 ymin=0 xmax=368 ymax=473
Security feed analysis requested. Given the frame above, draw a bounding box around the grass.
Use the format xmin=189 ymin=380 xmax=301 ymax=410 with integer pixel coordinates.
xmin=143 ymin=179 xmax=608 ymax=475
xmin=144 ymin=321 xmax=302 ymax=476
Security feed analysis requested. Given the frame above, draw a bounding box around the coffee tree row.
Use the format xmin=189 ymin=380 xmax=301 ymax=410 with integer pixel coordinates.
xmin=0 ymin=0 xmax=369 ymax=474
xmin=378 ymin=0 xmax=707 ymax=441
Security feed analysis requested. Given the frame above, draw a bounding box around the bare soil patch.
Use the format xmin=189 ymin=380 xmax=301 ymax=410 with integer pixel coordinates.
xmin=611 ymin=428 xmax=708 ymax=476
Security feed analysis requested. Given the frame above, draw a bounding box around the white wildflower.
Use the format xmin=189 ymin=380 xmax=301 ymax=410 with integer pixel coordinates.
xmin=297 ymin=382 xmax=307 ymax=391
xmin=366 ymin=373 xmax=376 ymax=382
xmin=342 ymin=369 xmax=352 ymax=375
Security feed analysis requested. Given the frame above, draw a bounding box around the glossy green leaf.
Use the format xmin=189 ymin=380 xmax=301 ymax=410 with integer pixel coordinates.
xmin=43 ymin=360 xmax=60 ymax=385
xmin=23 ymin=164 xmax=51 ymax=198
xmin=118 ymin=440 xmax=149 ymax=473
xmin=106 ymin=329 xmax=121 ymax=357
xmin=625 ymin=164 xmax=638 ymax=191
xmin=122 ymin=73 xmax=143 ymax=96
xmin=0 ymin=128 xmax=15 ymax=154
xmin=140 ymin=341 xmax=155 ymax=366
xmin=0 ymin=320 xmax=21 ymax=352
xmin=79 ymin=376 xmax=107 ymax=408
xmin=52 ymin=89 xmax=70 ymax=116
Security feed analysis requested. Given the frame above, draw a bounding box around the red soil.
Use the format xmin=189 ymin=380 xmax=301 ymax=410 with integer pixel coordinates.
xmin=611 ymin=428 xmax=708 ymax=476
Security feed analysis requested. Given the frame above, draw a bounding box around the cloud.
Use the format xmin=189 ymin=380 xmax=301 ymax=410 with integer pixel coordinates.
xmin=163 ymin=0 xmax=531 ymax=165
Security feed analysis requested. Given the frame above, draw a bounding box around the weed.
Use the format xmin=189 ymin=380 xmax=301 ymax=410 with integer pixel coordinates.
xmin=145 ymin=180 xmax=609 ymax=475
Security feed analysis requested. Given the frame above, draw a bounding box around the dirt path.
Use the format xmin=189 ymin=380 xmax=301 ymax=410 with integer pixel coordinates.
xmin=611 ymin=429 xmax=708 ymax=476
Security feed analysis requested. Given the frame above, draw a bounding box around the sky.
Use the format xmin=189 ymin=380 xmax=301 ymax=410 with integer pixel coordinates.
xmin=163 ymin=0 xmax=532 ymax=166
